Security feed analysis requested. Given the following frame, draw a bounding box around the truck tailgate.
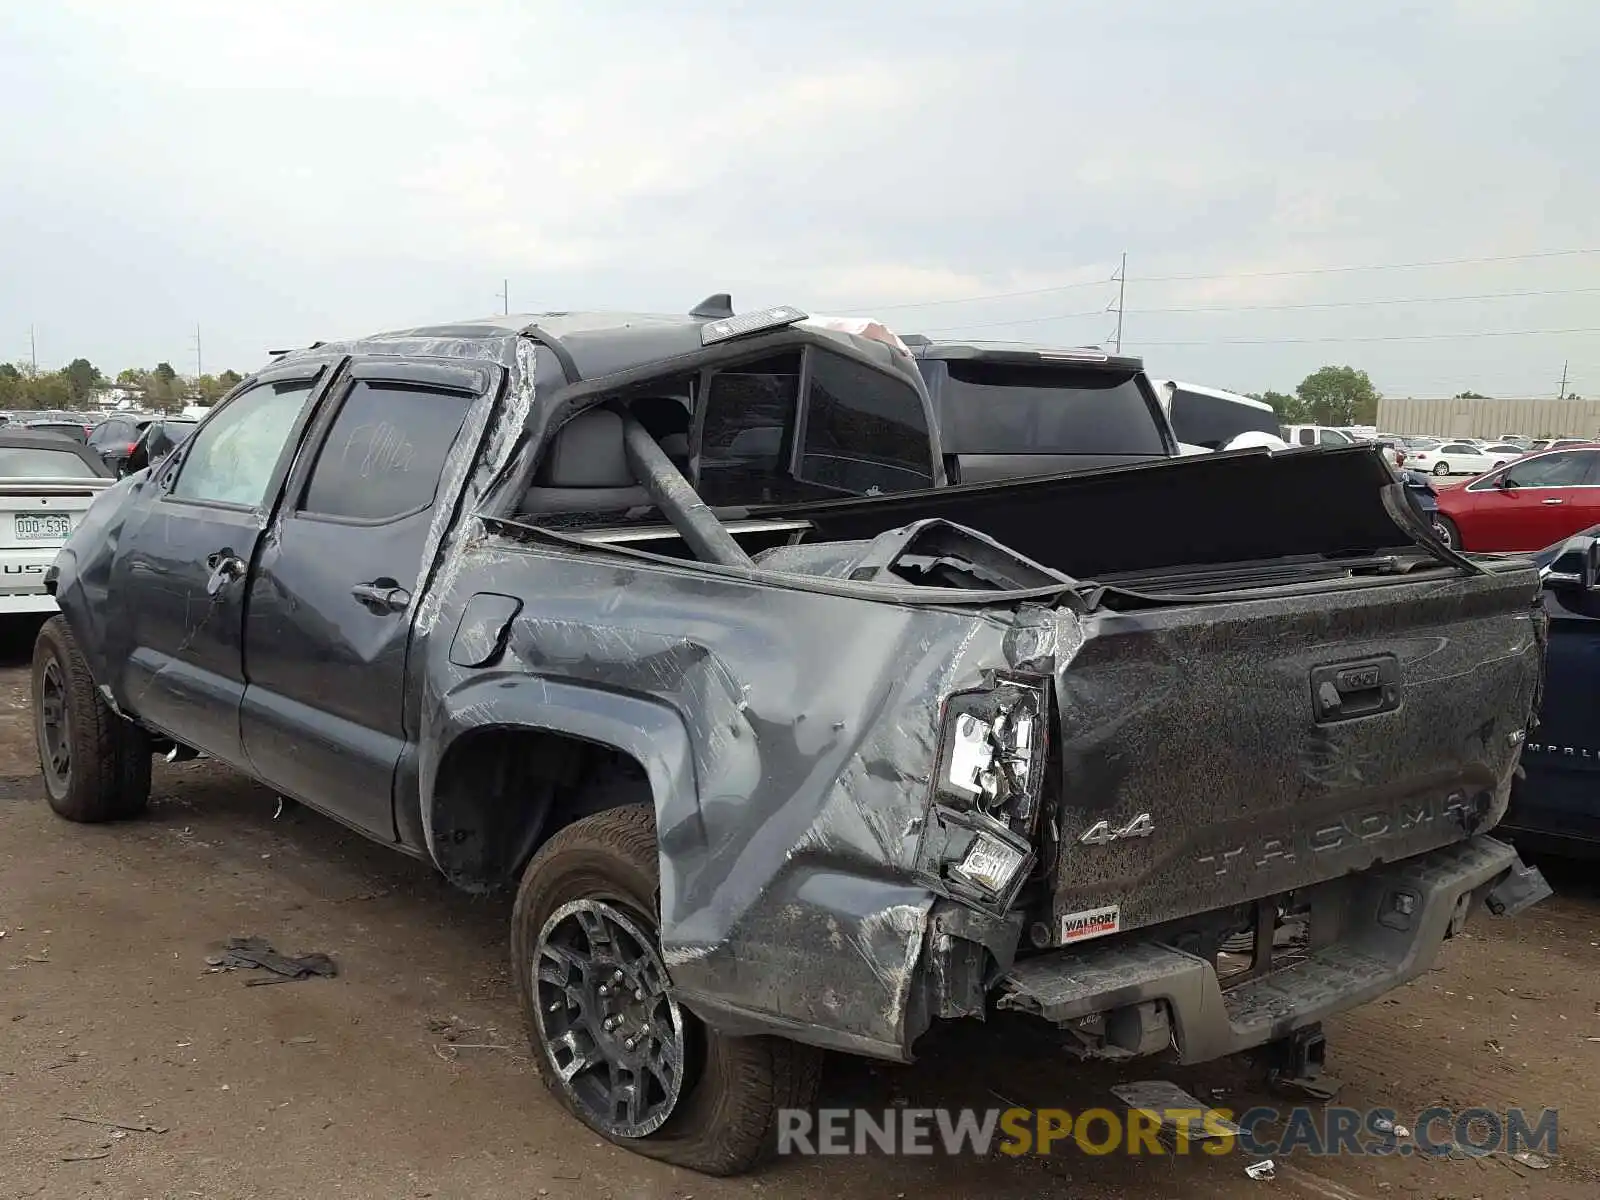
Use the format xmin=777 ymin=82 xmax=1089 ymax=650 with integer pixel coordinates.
xmin=1048 ymin=564 xmax=1543 ymax=940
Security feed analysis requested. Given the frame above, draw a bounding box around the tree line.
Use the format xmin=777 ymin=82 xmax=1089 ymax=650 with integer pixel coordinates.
xmin=1247 ymin=365 xmax=1582 ymax=427
xmin=1248 ymin=365 xmax=1382 ymax=426
xmin=0 ymin=358 xmax=243 ymax=414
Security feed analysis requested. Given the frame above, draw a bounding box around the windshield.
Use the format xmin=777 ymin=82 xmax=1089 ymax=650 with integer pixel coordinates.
xmin=932 ymin=361 xmax=1167 ymax=455
xmin=0 ymin=447 xmax=101 ymax=477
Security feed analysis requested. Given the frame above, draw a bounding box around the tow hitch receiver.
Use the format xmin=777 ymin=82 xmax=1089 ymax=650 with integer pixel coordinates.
xmin=1265 ymin=1024 xmax=1339 ymax=1101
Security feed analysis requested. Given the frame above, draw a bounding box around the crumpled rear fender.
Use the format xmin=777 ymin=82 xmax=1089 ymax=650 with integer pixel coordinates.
xmin=421 ymin=547 xmax=1075 ymax=1061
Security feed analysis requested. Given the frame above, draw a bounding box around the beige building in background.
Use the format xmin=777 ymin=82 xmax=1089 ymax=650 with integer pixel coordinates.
xmin=1377 ymin=396 xmax=1600 ymax=439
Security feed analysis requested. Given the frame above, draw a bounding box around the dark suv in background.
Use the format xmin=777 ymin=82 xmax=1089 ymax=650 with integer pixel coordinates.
xmin=901 ymin=337 xmax=1177 ymax=482
xmin=86 ymin=415 xmax=157 ymax=474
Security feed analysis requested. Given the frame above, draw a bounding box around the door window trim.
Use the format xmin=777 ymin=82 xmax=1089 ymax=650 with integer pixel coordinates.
xmin=282 ymin=359 xmax=494 ymax=529
xmin=158 ymin=363 xmax=335 ymax=515
xmin=1467 ymin=450 xmax=1600 ymax=493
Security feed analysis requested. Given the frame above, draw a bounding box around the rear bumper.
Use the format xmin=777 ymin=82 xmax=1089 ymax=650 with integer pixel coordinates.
xmin=0 ymin=591 xmax=58 ymax=614
xmin=997 ymin=836 xmax=1545 ymax=1063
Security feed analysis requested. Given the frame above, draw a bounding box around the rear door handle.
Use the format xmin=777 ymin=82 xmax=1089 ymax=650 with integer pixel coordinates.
xmin=351 ymin=580 xmax=412 ymax=614
xmin=1543 ymin=498 xmax=1564 ymax=505
xmin=204 ymin=551 xmax=246 ymax=596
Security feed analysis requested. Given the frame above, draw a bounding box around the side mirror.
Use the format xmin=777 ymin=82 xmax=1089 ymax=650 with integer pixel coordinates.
xmin=1544 ymin=534 xmax=1600 ymax=592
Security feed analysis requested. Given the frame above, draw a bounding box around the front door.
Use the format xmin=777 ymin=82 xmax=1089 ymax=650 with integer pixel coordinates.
xmin=109 ymin=365 xmax=331 ymax=765
xmin=239 ymin=360 xmax=486 ymax=841
xmin=1470 ymin=450 xmax=1600 ymax=550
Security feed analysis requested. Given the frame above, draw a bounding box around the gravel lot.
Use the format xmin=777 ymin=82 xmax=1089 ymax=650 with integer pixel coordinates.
xmin=2 ymin=615 xmax=1597 ymax=1200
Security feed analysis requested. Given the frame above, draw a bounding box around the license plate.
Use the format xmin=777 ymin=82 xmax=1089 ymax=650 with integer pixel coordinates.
xmin=14 ymin=514 xmax=72 ymax=541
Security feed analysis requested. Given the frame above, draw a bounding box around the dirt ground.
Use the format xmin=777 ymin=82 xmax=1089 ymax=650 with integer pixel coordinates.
xmin=2 ymin=619 xmax=1598 ymax=1200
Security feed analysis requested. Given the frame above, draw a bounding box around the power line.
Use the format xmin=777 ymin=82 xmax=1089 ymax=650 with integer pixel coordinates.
xmin=836 ymin=247 xmax=1600 ymax=315
xmin=916 ymin=285 xmax=1600 ymax=334
xmin=1131 ymin=325 xmax=1600 ymax=348
xmin=1133 ymin=247 xmax=1599 ymax=284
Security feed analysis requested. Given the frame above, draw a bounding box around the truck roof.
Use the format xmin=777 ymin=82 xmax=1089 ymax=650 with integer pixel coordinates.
xmin=904 ymin=336 xmax=1145 ymax=373
xmin=274 ymin=303 xmax=923 ymax=391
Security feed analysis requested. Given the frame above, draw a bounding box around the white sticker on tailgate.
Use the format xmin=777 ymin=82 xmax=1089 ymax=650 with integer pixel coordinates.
xmin=1060 ymin=904 xmax=1121 ymax=944
xmin=13 ymin=514 xmax=72 ymax=542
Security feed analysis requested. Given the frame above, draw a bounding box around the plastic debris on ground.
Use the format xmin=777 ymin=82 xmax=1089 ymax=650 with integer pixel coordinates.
xmin=1110 ymin=1080 xmax=1242 ymax=1150
xmin=204 ymin=936 xmax=338 ymax=985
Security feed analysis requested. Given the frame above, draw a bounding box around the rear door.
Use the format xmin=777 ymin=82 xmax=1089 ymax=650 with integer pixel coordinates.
xmin=109 ymin=362 xmax=333 ymax=764
xmin=239 ymin=359 xmax=487 ymax=840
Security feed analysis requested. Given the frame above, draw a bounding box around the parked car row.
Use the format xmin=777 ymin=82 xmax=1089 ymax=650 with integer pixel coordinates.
xmin=0 ymin=410 xmax=198 ymax=477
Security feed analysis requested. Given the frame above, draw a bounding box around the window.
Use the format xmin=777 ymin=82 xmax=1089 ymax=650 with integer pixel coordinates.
xmin=1440 ymin=443 xmax=1476 ymax=455
xmin=1168 ymin=388 xmax=1280 ymax=449
xmin=169 ymin=380 xmax=312 ymax=507
xmin=798 ymin=352 xmax=934 ymax=495
xmin=696 ymin=353 xmax=804 ymax=506
xmin=933 ymin=362 xmax=1166 ymax=456
xmin=1502 ymin=451 xmax=1598 ymax=488
xmin=299 ymin=381 xmax=475 ymax=521
xmin=88 ymin=419 xmax=137 ymax=448
xmin=0 ymin=447 xmax=101 ymax=478
xmin=1318 ymin=429 xmax=1352 ymax=446
xmin=1296 ymin=428 xmax=1314 ymax=446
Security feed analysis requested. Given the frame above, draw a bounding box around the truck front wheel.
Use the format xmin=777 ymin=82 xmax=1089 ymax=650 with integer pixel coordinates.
xmin=511 ymin=803 xmax=821 ymax=1175
xmin=32 ymin=615 xmax=151 ymax=822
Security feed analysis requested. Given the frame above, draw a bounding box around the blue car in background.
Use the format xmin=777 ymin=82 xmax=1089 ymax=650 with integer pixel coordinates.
xmin=1501 ymin=524 xmax=1600 ymax=856
xmin=1398 ymin=467 xmax=1443 ymax=532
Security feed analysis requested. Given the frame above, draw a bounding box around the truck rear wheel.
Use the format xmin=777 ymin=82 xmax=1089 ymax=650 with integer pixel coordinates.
xmin=511 ymin=803 xmax=821 ymax=1175
xmin=32 ymin=615 xmax=151 ymax=822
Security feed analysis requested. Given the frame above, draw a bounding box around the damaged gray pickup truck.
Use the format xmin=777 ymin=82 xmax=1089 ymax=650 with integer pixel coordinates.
xmin=36 ymin=301 xmax=1552 ymax=1175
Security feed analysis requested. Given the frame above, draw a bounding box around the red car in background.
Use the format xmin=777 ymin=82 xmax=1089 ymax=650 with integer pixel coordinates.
xmin=1433 ymin=444 xmax=1600 ymax=551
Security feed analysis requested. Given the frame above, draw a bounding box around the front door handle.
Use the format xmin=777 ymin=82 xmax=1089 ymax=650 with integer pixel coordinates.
xmin=351 ymin=579 xmax=412 ymax=614
xmin=1543 ymin=498 xmax=1564 ymax=505
xmin=204 ymin=551 xmax=247 ymax=596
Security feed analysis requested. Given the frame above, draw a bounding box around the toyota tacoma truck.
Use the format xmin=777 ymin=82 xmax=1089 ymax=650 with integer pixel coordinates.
xmin=37 ymin=300 xmax=1551 ymax=1175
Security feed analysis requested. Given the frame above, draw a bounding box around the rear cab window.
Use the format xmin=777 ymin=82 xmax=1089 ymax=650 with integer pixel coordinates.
xmin=695 ymin=347 xmax=935 ymax=507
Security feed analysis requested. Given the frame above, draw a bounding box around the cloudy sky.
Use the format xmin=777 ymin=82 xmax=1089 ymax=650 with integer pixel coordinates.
xmin=2 ymin=0 xmax=1596 ymax=398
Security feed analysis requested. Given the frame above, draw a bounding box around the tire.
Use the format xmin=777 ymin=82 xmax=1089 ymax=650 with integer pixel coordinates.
xmin=511 ymin=803 xmax=822 ymax=1176
xmin=32 ymin=615 xmax=151 ymax=822
xmin=1433 ymin=461 xmax=1451 ymax=476
xmin=1433 ymin=514 xmax=1462 ymax=550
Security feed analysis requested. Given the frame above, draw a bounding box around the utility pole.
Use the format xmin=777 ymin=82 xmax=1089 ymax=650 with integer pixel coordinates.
xmin=1112 ymin=252 xmax=1127 ymax=353
xmin=499 ymin=279 xmax=510 ymax=315
xmin=192 ymin=323 xmax=203 ymax=378
xmin=1557 ymin=360 xmax=1568 ymax=400
xmin=28 ymin=325 xmax=36 ymax=372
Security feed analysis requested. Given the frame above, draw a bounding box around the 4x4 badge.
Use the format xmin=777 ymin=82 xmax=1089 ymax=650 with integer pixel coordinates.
xmin=1079 ymin=813 xmax=1155 ymax=845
